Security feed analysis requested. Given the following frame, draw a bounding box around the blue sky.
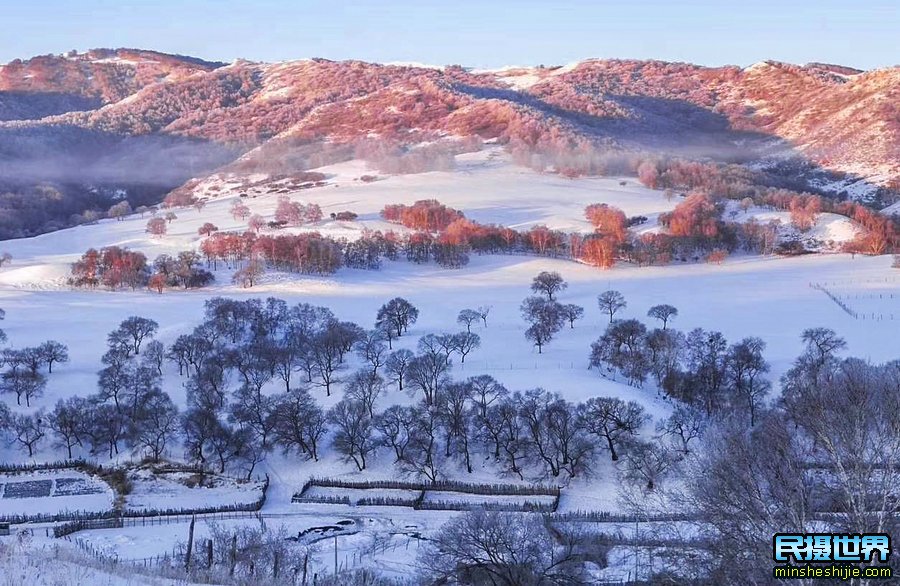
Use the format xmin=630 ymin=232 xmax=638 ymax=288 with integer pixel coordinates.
xmin=3 ymin=0 xmax=898 ymax=69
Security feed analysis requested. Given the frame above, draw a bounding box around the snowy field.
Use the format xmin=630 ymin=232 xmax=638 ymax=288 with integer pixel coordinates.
xmin=420 ymin=490 xmax=557 ymax=508
xmin=299 ymin=485 xmax=420 ymax=505
xmin=0 ymin=470 xmax=113 ymax=518
xmin=0 ymin=148 xmax=896 ymax=573
xmin=124 ymin=468 xmax=265 ymax=513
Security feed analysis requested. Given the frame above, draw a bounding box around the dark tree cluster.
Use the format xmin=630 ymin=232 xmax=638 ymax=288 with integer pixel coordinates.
xmin=0 ymin=309 xmax=71 ymax=458
xmin=0 ymin=315 xmax=174 ymax=461
xmin=421 ymin=509 xmax=589 ymax=585
xmin=0 ymin=291 xmax=655 ymax=484
xmin=149 ymin=251 xmax=214 ymax=292
xmin=328 ymin=344 xmax=653 ymax=481
xmin=680 ymin=330 xmax=900 ymax=582
xmin=167 ymin=297 xmax=432 ymax=477
xmin=0 ymin=340 xmax=69 ymax=408
xmin=338 ymin=231 xmax=399 ymax=270
xmin=589 ymin=293 xmax=770 ymax=427
xmin=372 ymin=372 xmax=652 ymax=481
xmin=520 ymin=273 xmax=583 ymax=353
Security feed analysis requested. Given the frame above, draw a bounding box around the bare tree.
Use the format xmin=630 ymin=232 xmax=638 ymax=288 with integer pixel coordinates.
xmin=559 ymin=303 xmax=584 ymax=328
xmin=780 ymin=356 xmax=900 ymax=548
xmin=418 ymin=333 xmax=454 ymax=366
xmin=107 ymin=201 xmax=132 ymax=221
xmin=530 ymin=271 xmax=568 ymax=300
xmin=420 ymin=510 xmax=586 ymax=585
xmin=520 ymin=296 xmax=565 ymax=354
xmin=229 ymin=385 xmax=277 ymax=450
xmin=468 ymin=374 xmax=508 ymax=419
xmin=132 ymin=389 xmax=179 ymax=462
xmin=489 ymin=395 xmax=529 ymax=480
xmin=1 ymin=348 xmax=21 ymax=371
xmin=406 ymin=353 xmax=451 ymax=405
xmin=688 ymin=412 xmax=817 ymax=581
xmin=12 ymin=412 xmax=46 ymax=457
xmin=272 ymin=387 xmax=326 ymax=461
xmin=38 ymin=340 xmax=69 ymax=373
xmin=354 ymin=330 xmax=388 ymax=375
xmin=375 ymin=297 xmax=419 ymax=338
xmin=440 ymin=381 xmax=475 ymax=472
xmin=680 ymin=328 xmax=730 ymax=416
xmin=328 ymin=399 xmax=377 ymax=471
xmin=579 ymin=397 xmax=648 ymax=461
xmin=645 ymin=327 xmax=685 ymax=387
xmin=800 ymin=326 xmax=847 ymax=366
xmin=589 ymin=319 xmax=650 ymax=386
xmin=0 ymin=401 xmax=9 ymax=433
xmin=385 ymin=349 xmax=414 ymax=390
xmin=726 ymin=337 xmax=770 ymax=426
xmin=344 ymin=370 xmax=384 ymax=417
xmin=647 ymin=304 xmax=678 ymax=329
xmin=401 ymin=402 xmax=444 ymax=482
xmin=597 ymin=290 xmax=627 ymax=322
xmin=309 ymin=329 xmax=344 ymax=396
xmin=450 ymin=331 xmax=481 ymax=364
xmin=142 ymin=340 xmax=165 ymax=376
xmin=182 ymin=407 xmax=233 ymax=471
xmin=48 ymin=397 xmax=89 ymax=458
xmin=19 ymin=346 xmax=44 ymax=375
xmin=116 ymin=316 xmax=159 ymax=355
xmin=456 ymin=309 xmax=481 ymax=333
xmin=374 ymin=404 xmax=417 ymax=462
xmin=97 ymin=348 xmax=135 ymax=411
xmin=1 ymin=368 xmax=46 ymax=406
xmin=657 ymin=404 xmax=706 ymax=454
xmin=519 ymin=389 xmax=594 ymax=478
xmin=623 ymin=439 xmax=679 ymax=491
xmin=232 ymin=427 xmax=267 ymax=480
xmin=232 ymin=258 xmax=265 ymax=288
xmin=146 ymin=217 xmax=167 ymax=237
xmin=331 ymin=321 xmax=365 ymax=362
xmin=477 ymin=305 xmax=492 ymax=328
xmin=167 ymin=333 xmax=213 ymax=377
xmin=85 ymin=403 xmax=126 ymax=459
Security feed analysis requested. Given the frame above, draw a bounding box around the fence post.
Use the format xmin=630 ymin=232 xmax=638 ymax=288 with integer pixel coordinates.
xmin=185 ymin=516 xmax=195 ymax=571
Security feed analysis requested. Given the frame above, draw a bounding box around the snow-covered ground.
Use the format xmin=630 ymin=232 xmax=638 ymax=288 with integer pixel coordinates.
xmin=124 ymin=468 xmax=265 ymax=513
xmin=0 ymin=148 xmax=896 ymax=577
xmin=0 ymin=470 xmax=113 ymax=518
xmin=300 ymin=485 xmax=420 ymax=505
xmin=0 ymin=537 xmax=182 ymax=586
